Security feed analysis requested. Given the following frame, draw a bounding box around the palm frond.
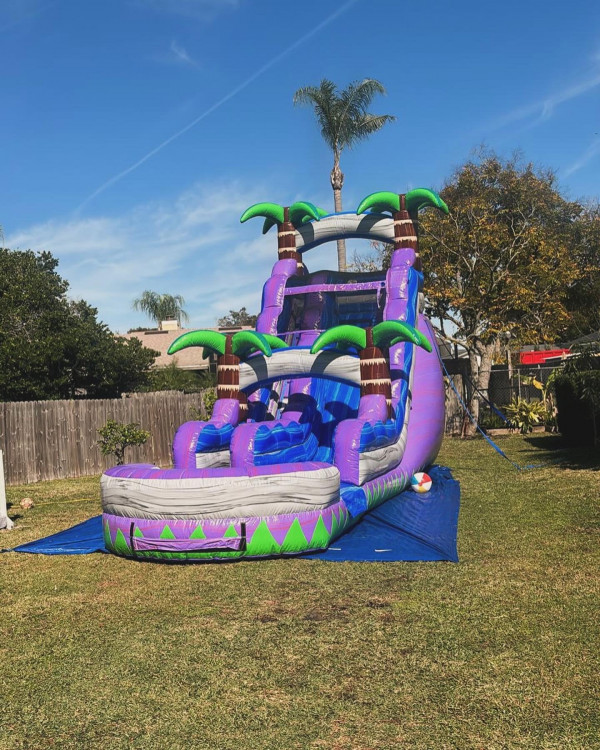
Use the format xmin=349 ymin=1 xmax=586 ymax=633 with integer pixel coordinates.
xmin=133 ymin=291 xmax=189 ymax=324
xmin=168 ymin=330 xmax=226 ymax=356
xmin=405 ymin=188 xmax=449 ymax=215
xmin=310 ymin=325 xmax=367 ymax=354
xmin=344 ymin=113 xmax=396 ymax=148
xmin=373 ymin=321 xmax=432 ymax=352
xmin=262 ymin=217 xmax=278 ymax=234
xmin=289 ymin=201 xmax=321 ymax=226
xmin=356 ymin=191 xmax=400 ymax=215
xmin=240 ymin=203 xmax=285 ymax=226
xmin=294 ymin=78 xmax=395 ymax=156
xmin=294 ymin=80 xmax=339 ymax=152
xmin=337 ymin=79 xmax=395 ymax=149
xmin=261 ymin=334 xmax=288 ymax=350
xmin=231 ymin=331 xmax=272 ymax=359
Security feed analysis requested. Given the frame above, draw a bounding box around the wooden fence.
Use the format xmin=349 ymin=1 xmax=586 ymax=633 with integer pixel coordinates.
xmin=1 ymin=385 xmax=465 ymax=486
xmin=0 ymin=391 xmax=213 ymax=485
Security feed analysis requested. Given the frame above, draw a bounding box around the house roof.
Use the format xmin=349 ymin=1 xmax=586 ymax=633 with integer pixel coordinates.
xmin=567 ymin=330 xmax=600 ymax=346
xmin=123 ymin=326 xmax=252 ymax=370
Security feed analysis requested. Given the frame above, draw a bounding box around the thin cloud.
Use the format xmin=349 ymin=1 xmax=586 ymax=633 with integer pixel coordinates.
xmin=76 ymin=0 xmax=361 ymax=214
xmin=563 ymin=139 xmax=600 ymax=177
xmin=169 ymin=40 xmax=202 ymax=69
xmin=486 ymin=66 xmax=600 ymax=132
xmin=7 ymin=180 xmax=281 ymax=332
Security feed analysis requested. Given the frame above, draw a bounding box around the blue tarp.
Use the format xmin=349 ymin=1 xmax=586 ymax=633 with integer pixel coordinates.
xmin=8 ymin=465 xmax=459 ymax=562
xmin=11 ymin=516 xmax=106 ymax=555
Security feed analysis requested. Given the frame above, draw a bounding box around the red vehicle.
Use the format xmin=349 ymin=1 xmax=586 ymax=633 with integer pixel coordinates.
xmin=519 ymin=349 xmax=569 ymax=365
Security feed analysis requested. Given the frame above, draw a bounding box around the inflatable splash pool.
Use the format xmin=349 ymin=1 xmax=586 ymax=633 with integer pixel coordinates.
xmin=101 ymin=189 xmax=450 ymax=561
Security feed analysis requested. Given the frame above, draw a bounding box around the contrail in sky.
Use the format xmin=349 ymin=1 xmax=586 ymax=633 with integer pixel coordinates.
xmin=76 ymin=0 xmax=361 ymax=214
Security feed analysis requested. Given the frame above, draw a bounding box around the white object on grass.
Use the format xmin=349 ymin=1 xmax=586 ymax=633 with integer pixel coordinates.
xmin=0 ymin=450 xmax=14 ymax=530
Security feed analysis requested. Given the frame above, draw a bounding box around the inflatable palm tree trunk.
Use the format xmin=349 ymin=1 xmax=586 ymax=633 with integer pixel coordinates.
xmin=277 ymin=207 xmax=298 ymax=262
xmin=217 ymin=336 xmax=247 ymax=418
xmin=360 ymin=327 xmax=393 ymax=415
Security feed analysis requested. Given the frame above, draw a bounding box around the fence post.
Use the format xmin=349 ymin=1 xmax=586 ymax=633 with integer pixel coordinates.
xmin=0 ymin=449 xmax=14 ymax=530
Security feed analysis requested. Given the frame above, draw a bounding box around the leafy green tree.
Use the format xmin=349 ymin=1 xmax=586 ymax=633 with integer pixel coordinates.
xmin=217 ymin=307 xmax=258 ymax=328
xmin=97 ymin=419 xmax=150 ymax=465
xmin=142 ymin=360 xmax=216 ymax=393
xmin=563 ymin=202 xmax=600 ymax=340
xmin=293 ymin=78 xmax=395 ymax=271
xmin=132 ymin=291 xmax=189 ymax=327
xmin=62 ymin=300 xmax=158 ymax=398
xmin=418 ymin=151 xmax=583 ymax=435
xmin=0 ymin=248 xmax=158 ymax=401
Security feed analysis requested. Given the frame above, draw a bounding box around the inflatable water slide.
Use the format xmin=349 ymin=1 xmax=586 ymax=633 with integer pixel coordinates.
xmin=101 ymin=189 xmax=450 ymax=561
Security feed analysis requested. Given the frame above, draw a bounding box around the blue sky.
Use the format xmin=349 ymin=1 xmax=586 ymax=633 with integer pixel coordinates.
xmin=3 ymin=0 xmax=600 ymax=332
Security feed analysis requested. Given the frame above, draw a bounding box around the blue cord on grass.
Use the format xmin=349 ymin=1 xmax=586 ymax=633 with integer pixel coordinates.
xmin=437 ymin=349 xmax=543 ymax=471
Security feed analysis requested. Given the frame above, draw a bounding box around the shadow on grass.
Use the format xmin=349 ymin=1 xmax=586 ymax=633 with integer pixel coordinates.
xmin=524 ymin=434 xmax=600 ymax=471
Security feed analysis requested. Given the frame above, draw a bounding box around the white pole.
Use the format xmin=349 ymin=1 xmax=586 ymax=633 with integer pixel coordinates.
xmin=0 ymin=449 xmax=14 ymax=530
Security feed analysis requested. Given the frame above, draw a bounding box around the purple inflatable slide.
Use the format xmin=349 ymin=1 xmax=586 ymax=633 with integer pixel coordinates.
xmin=101 ymin=190 xmax=453 ymax=561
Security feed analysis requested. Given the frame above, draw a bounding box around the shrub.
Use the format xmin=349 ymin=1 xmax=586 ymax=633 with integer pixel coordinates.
xmin=479 ymin=409 xmax=506 ymax=431
xmin=504 ymin=398 xmax=547 ymax=434
xmin=97 ymin=419 xmax=150 ymax=465
xmin=554 ymin=370 xmax=600 ymax=446
xmin=139 ymin=362 xmax=216 ymax=393
xmin=189 ymin=388 xmax=218 ymax=421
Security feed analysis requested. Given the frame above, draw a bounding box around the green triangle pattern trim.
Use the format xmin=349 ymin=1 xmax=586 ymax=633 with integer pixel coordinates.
xmin=160 ymin=524 xmax=176 ymax=540
xmin=309 ymin=514 xmax=331 ymax=549
xmin=330 ymin=508 xmax=339 ymax=539
xmin=113 ymin=528 xmax=131 ymax=556
xmin=249 ymin=520 xmax=281 ymax=555
xmin=133 ymin=526 xmax=144 ymax=538
xmin=224 ymin=524 xmax=239 ymax=539
xmin=190 ymin=524 xmax=206 ymax=540
xmin=281 ymin=517 xmax=308 ymax=552
xmin=103 ymin=519 xmax=112 ymax=548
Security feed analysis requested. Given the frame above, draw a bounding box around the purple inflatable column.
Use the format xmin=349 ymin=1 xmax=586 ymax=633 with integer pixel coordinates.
xmin=384 ymin=247 xmax=416 ymax=404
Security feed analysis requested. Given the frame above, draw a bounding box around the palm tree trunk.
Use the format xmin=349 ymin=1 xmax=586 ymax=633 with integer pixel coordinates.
xmin=216 ymin=337 xmax=247 ymax=419
xmin=330 ymin=156 xmax=346 ymax=272
xmin=359 ymin=328 xmax=393 ymax=418
xmin=393 ymin=195 xmax=420 ymax=270
xmin=277 ymin=206 xmax=300 ymax=267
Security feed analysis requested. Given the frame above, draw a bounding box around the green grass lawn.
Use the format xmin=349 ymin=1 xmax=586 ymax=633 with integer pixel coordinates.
xmin=1 ymin=434 xmax=599 ymax=750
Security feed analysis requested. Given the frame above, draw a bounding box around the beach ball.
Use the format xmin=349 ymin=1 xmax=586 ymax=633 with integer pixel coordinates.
xmin=410 ymin=472 xmax=432 ymax=493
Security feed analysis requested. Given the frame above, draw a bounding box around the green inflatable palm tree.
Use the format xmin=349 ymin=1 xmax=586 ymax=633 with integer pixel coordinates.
xmin=356 ymin=188 xmax=449 ymax=271
xmin=240 ymin=201 xmax=322 ymax=265
xmin=311 ymin=321 xmax=431 ymax=418
xmin=169 ymin=330 xmax=286 ymax=421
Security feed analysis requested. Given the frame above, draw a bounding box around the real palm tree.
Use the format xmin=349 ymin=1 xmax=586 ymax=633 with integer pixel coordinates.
xmin=356 ymin=188 xmax=449 ymax=271
xmin=240 ymin=201 xmax=321 ymax=267
xmin=310 ymin=321 xmax=431 ymax=418
xmin=133 ymin=291 xmax=189 ymax=328
xmin=293 ymin=78 xmax=396 ymax=272
xmin=168 ymin=329 xmax=286 ymax=421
